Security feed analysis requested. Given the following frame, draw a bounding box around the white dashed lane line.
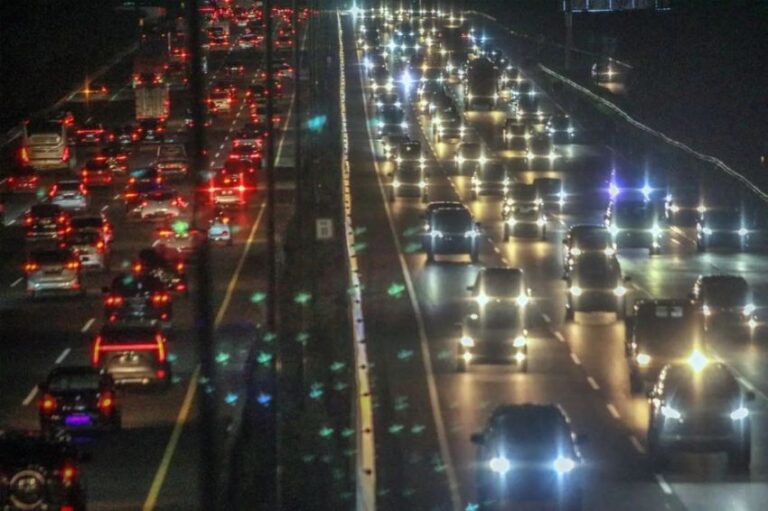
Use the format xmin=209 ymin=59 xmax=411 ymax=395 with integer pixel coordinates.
xmin=10 ymin=278 xmax=22 ymax=288
xmin=629 ymin=435 xmax=646 ymax=455
xmin=541 ymin=313 xmax=551 ymax=323
xmin=586 ymin=376 xmax=600 ymax=390
xmin=81 ymin=318 xmax=95 ymax=333
xmin=554 ymin=331 xmax=565 ymax=342
xmin=22 ymin=387 xmax=38 ymax=407
xmin=655 ymin=474 xmax=673 ymax=495
xmin=570 ymin=352 xmax=581 ymax=365
xmin=55 ymin=348 xmax=71 ymax=364
xmin=606 ymin=403 xmax=621 ymax=419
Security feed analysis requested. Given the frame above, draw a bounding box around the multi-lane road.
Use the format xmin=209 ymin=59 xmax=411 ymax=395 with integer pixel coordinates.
xmin=340 ymin=9 xmax=768 ymax=511
xmin=0 ymin=21 xmax=297 ymax=510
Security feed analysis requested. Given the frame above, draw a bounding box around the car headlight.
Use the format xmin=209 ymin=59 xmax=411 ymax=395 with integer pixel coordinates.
xmin=661 ymin=405 xmax=682 ymax=420
xmin=430 ymin=229 xmax=443 ymax=238
xmin=702 ymin=304 xmax=711 ymax=316
xmin=613 ymin=286 xmax=627 ymax=297
xmin=465 ymin=230 xmax=479 ymax=238
xmin=636 ymin=353 xmax=651 ymax=366
xmin=548 ymin=151 xmax=558 ymax=160
xmin=650 ymin=224 xmax=662 ymax=238
xmin=418 ymin=180 xmax=427 ymax=189
xmin=553 ymin=456 xmax=575 ymax=474
xmin=392 ymin=179 xmax=401 ymax=188
xmin=456 ymin=155 xmax=464 ymax=164
xmin=475 ymin=292 xmax=489 ymax=306
xmin=702 ymin=227 xmax=713 ymax=235
xmin=569 ymin=286 xmax=582 ymax=297
xmin=739 ymin=228 xmax=748 ymax=237
xmin=743 ymin=303 xmax=756 ymax=316
xmin=570 ymin=247 xmax=582 ymax=257
xmin=516 ymin=294 xmax=529 ymax=307
xmin=608 ymin=225 xmax=620 ymax=236
xmin=513 ymin=335 xmax=527 ymax=348
xmin=604 ymin=247 xmax=616 ymax=256
xmin=489 ymin=456 xmax=510 ymax=474
xmin=730 ymin=406 xmax=749 ymax=421
xmin=460 ymin=335 xmax=475 ymax=348
xmin=687 ymin=350 xmax=709 ymax=372
xmin=669 ymin=204 xmax=680 ymax=213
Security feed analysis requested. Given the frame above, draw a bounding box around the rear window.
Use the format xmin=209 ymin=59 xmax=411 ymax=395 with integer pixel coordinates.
xmin=68 ymin=232 xmax=101 ymax=245
xmin=100 ymin=327 xmax=160 ymax=345
xmin=460 ymin=144 xmax=481 ymax=158
xmin=31 ymin=250 xmax=69 ymax=265
xmin=71 ymin=217 xmax=103 ymax=230
xmin=113 ymin=274 xmax=163 ymax=295
xmin=575 ymin=229 xmax=612 ymax=249
xmin=666 ymin=366 xmax=739 ymax=404
xmin=48 ymin=372 xmax=100 ymax=392
xmin=148 ymin=191 xmax=174 ymax=201
xmin=30 ymin=204 xmax=61 ymax=217
xmin=481 ymin=270 xmax=522 ymax=297
xmin=433 ymin=209 xmax=472 ymax=231
xmin=85 ymin=160 xmax=109 ymax=171
xmin=509 ymin=184 xmax=536 ymax=202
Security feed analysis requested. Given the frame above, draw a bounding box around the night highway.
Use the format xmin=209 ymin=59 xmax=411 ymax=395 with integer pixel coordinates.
xmin=2 ymin=1 xmax=768 ymax=511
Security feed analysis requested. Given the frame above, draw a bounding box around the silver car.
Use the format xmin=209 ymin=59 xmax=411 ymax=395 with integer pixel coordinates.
xmin=50 ymin=180 xmax=89 ymax=211
xmin=66 ymin=229 xmax=109 ymax=271
xmin=25 ymin=248 xmax=84 ymax=298
xmin=137 ymin=190 xmax=184 ymax=221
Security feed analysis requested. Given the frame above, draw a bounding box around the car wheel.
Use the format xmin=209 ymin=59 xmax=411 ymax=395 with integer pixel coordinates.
xmin=728 ymin=439 xmax=751 ymax=472
xmin=629 ymin=370 xmax=644 ymax=394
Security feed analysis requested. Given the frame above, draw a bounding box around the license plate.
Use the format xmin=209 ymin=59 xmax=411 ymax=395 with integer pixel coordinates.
xmin=65 ymin=414 xmax=92 ymax=427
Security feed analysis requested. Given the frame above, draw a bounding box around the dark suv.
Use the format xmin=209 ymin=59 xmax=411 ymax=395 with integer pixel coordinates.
xmin=422 ymin=202 xmax=480 ymax=263
xmin=647 ymin=363 xmax=754 ymax=470
xmin=0 ymin=430 xmax=87 ymax=511
xmin=471 ymin=404 xmax=584 ymax=510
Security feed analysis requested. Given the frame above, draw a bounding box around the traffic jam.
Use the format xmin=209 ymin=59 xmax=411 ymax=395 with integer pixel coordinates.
xmin=351 ymin=6 xmax=765 ymax=510
xmin=0 ymin=2 xmax=305 ymax=509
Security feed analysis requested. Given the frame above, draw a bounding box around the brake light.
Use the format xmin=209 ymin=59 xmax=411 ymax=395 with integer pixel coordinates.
xmin=152 ymin=292 xmax=170 ymax=305
xmin=133 ymin=263 xmax=143 ymax=273
xmin=39 ymin=394 xmax=57 ymax=413
xmin=176 ymin=262 xmax=184 ymax=272
xmin=62 ymin=146 xmax=70 ymax=162
xmin=57 ymin=214 xmax=67 ymax=224
xmin=65 ymin=260 xmax=80 ymax=270
xmin=96 ymin=240 xmax=105 ymax=252
xmin=105 ymin=294 xmax=123 ymax=307
xmin=20 ymin=146 xmax=30 ymax=163
xmin=98 ymin=392 xmax=114 ymax=413
xmin=176 ymin=282 xmax=186 ymax=292
xmin=60 ymin=464 xmax=77 ymax=485
xmin=156 ymin=369 xmax=167 ymax=380
xmin=24 ymin=262 xmax=39 ymax=273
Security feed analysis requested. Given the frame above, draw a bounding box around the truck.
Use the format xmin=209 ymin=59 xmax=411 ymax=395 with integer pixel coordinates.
xmin=135 ymin=84 xmax=170 ymax=121
xmin=464 ymin=57 xmax=498 ymax=111
xmin=132 ymin=40 xmax=167 ymax=87
xmin=22 ymin=119 xmax=71 ymax=170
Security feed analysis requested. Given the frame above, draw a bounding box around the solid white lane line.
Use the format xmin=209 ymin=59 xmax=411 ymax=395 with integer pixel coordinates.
xmin=55 ymin=348 xmax=71 ymax=365
xmin=655 ymin=473 xmax=673 ymax=495
xmin=22 ymin=387 xmax=38 ymax=407
xmin=570 ymin=352 xmax=581 ymax=365
xmin=629 ymin=435 xmax=646 ymax=454
xmin=10 ymin=278 xmax=22 ymax=288
xmin=606 ymin=403 xmax=621 ymax=419
xmin=101 ymin=205 xmax=110 ymax=212
xmin=586 ymin=376 xmax=600 ymax=390
xmin=81 ymin=318 xmax=95 ymax=333
xmin=355 ymin=38 xmax=462 ymax=511
xmin=554 ymin=331 xmax=565 ymax=342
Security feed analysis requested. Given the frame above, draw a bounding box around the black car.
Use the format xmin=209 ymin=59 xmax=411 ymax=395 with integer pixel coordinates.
xmin=467 ymin=267 xmax=530 ymax=309
xmin=388 ymin=161 xmax=428 ymax=201
xmin=502 ymin=183 xmax=546 ymax=240
xmin=625 ymin=299 xmax=704 ymax=392
xmin=103 ymin=273 xmax=172 ymax=326
xmin=562 ymin=225 xmax=615 ymax=277
xmin=690 ymin=275 xmax=756 ymax=331
xmin=453 ymin=141 xmax=484 ymax=175
xmin=565 ymin=253 xmax=627 ymax=320
xmin=136 ymin=118 xmax=165 ymax=143
xmin=664 ymin=186 xmax=704 ymax=227
xmin=375 ymin=105 xmax=406 ymax=139
xmin=545 ymin=114 xmax=576 ymax=144
xmin=471 ymin=404 xmax=584 ymax=510
xmin=422 ymin=202 xmax=480 ymax=263
xmin=458 ymin=302 xmax=528 ymax=372
xmin=647 ymin=363 xmax=754 ymax=470
xmin=696 ymin=208 xmax=747 ymax=252
xmin=470 ymin=161 xmax=511 ymax=199
xmin=0 ymin=430 xmax=87 ymax=511
xmin=534 ymin=177 xmax=566 ymax=210
xmin=38 ymin=366 xmax=121 ymax=433
xmin=133 ymin=248 xmax=188 ymax=294
xmin=605 ymin=192 xmax=664 ymax=255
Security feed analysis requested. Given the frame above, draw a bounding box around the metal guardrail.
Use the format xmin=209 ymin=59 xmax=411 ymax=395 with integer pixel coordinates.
xmin=337 ymin=11 xmax=377 ymax=511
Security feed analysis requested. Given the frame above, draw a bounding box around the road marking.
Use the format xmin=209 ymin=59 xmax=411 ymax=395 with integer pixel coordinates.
xmin=8 ymin=220 xmax=15 ymax=225
xmin=671 ymin=238 xmax=680 ymax=245
xmin=55 ymin=348 xmax=71 ymax=364
xmin=10 ymin=278 xmax=22 ymax=288
xmin=655 ymin=473 xmax=673 ymax=495
xmin=606 ymin=403 xmax=621 ymax=419
xmin=356 ymin=43 xmax=462 ymax=511
xmin=22 ymin=386 xmax=38 ymax=406
xmin=143 ymin=64 xmax=297 ymax=511
xmin=570 ymin=352 xmax=581 ymax=365
xmin=554 ymin=331 xmax=565 ymax=342
xmin=541 ymin=313 xmax=551 ymax=323
xmin=586 ymin=376 xmax=600 ymax=390
xmin=629 ymin=435 xmax=646 ymax=454
xmin=81 ymin=318 xmax=95 ymax=333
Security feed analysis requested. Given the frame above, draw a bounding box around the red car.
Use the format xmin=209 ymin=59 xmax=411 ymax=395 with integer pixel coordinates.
xmin=80 ymin=158 xmax=114 ymax=186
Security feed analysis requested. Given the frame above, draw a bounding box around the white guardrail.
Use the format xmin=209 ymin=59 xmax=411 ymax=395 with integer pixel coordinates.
xmin=467 ymin=10 xmax=768 ymax=205
xmin=337 ymin=12 xmax=377 ymax=511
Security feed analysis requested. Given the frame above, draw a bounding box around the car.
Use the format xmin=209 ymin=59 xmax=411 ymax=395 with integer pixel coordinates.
xmin=23 ymin=203 xmax=70 ymax=241
xmin=123 ymin=180 xmax=163 ymax=215
xmin=565 ymin=253 xmax=627 ymax=320
xmin=155 ymin=143 xmax=189 ymax=179
xmin=135 ymin=118 xmax=166 ymax=143
xmin=690 ymin=275 xmax=757 ymax=331
xmin=696 ymin=208 xmax=748 ymax=252
xmin=208 ymin=172 xmax=247 ymax=208
xmin=380 ymin=133 xmax=410 ymax=160
xmin=249 ymin=103 xmax=283 ymax=126
xmin=165 ymin=61 xmax=188 ymax=86
xmin=25 ymin=247 xmax=84 ymax=298
xmin=526 ymin=133 xmax=559 ymax=164
xmin=49 ymin=180 xmax=89 ymax=211
xmin=467 ymin=267 xmax=531 ymax=310
xmin=457 ymin=303 xmax=528 ymax=372
xmin=470 ymin=161 xmax=511 ymax=199
xmin=135 ymin=189 xmax=186 ymax=221
xmin=208 ymin=90 xmax=233 ymax=114
xmin=546 ymin=113 xmax=576 ymax=144
xmin=422 ymin=201 xmax=481 ymax=263
xmin=591 ymin=59 xmax=623 ymax=84
xmin=238 ymin=32 xmax=264 ymax=49
xmin=373 ymin=91 xmax=401 ymax=113
xmin=110 ymin=124 xmax=138 ymax=147
xmin=79 ymin=157 xmax=114 ymax=187
xmin=233 ymin=123 xmax=267 ymax=149
xmin=223 ymin=60 xmax=246 ymax=77
xmin=534 ymin=177 xmax=567 ymax=210
xmin=647 ymin=362 xmax=754 ymax=470
xmin=72 ymin=119 xmax=108 ymax=146
xmin=97 ymin=143 xmax=130 ymax=174
xmin=0 ymin=430 xmax=87 ymax=511
xmin=501 ymin=119 xmax=530 ymax=155
xmin=64 ymin=229 xmax=110 ymax=271
xmin=133 ymin=247 xmax=188 ymax=294
xmin=91 ymin=324 xmax=172 ymax=387
xmin=432 ymin=105 xmax=464 ymax=143
xmin=369 ymin=65 xmax=391 ymax=91
xmin=103 ymin=273 xmax=172 ymax=325
xmin=71 ymin=213 xmax=113 ymax=244
xmin=471 ymin=404 xmax=584 ymax=510
xmin=502 ymin=183 xmax=546 ymax=240
xmin=453 ymin=141 xmax=486 ymax=175
xmin=625 ymin=299 xmax=705 ymax=392
xmin=562 ymin=225 xmax=616 ymax=277
xmin=388 ymin=161 xmax=428 ymax=201
xmin=392 ymin=141 xmax=423 ymax=165
xmin=271 ymin=60 xmax=293 ymax=80
xmin=2 ymin=164 xmax=39 ymax=193
xmin=246 ymin=84 xmax=270 ymax=105
xmin=605 ymin=191 xmax=664 ymax=255
xmin=38 ymin=366 xmax=121 ymax=433
xmin=664 ymin=186 xmax=705 ymax=227
xmin=152 ymin=223 xmax=201 ymax=258
xmin=375 ymin=105 xmax=406 ymax=139
xmin=228 ymin=143 xmax=262 ymax=167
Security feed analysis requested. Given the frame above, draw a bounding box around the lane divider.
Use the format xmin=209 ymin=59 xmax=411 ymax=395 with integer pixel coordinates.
xmin=337 ymin=12 xmax=376 ymax=511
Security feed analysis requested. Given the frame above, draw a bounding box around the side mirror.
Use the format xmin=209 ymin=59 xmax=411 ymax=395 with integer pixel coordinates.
xmin=575 ymin=433 xmax=589 ymax=445
xmin=470 ymin=433 xmax=484 ymax=445
xmin=745 ymin=391 xmax=756 ymax=402
xmin=101 ymin=286 xmax=109 ymax=294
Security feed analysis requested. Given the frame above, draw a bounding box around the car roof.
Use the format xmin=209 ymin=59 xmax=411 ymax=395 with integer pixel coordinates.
xmin=489 ymin=403 xmax=568 ymax=427
xmin=47 ymin=365 xmax=101 ymax=378
xmin=99 ymin=323 xmax=161 ymax=341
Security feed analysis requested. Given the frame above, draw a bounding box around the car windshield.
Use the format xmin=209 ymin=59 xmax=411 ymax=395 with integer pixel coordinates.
xmin=31 ymin=251 xmax=68 ymax=265
xmin=380 ymin=108 xmax=404 ymax=123
xmin=101 ymin=327 xmax=158 ymax=345
xmin=575 ymin=229 xmax=612 ymax=249
xmin=479 ymin=164 xmax=505 ymax=181
xmin=460 ymin=144 xmax=481 ymax=158
xmin=433 ymin=209 xmax=472 ymax=232
xmin=703 ymin=278 xmax=748 ymax=307
xmin=615 ymin=201 xmax=654 ymax=225
xmin=148 ymin=191 xmax=174 ymax=201
xmin=56 ymin=182 xmax=81 ymax=192
xmin=551 ymin=117 xmax=570 ymax=129
xmin=636 ymin=306 xmax=701 ymax=354
xmin=573 ymin=256 xmax=620 ymax=288
xmin=496 ymin=414 xmax=571 ymax=459
xmin=48 ymin=372 xmax=100 ymax=392
xmin=480 ymin=270 xmax=522 ymax=297
xmin=141 ymin=120 xmax=160 ymax=129
xmin=71 ymin=217 xmax=102 ymax=230
xmin=666 ymin=366 xmax=740 ymax=407
xmin=509 ymin=185 xmax=536 ymax=202
xmin=68 ymin=232 xmax=100 ymax=245
xmin=113 ymin=274 xmax=163 ymax=295
xmin=85 ymin=160 xmax=109 ymax=171
xmin=477 ymin=305 xmax=522 ymax=330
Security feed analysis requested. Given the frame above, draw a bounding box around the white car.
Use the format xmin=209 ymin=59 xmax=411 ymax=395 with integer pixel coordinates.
xmin=208 ymin=216 xmax=233 ymax=245
xmin=66 ymin=229 xmax=109 ymax=270
xmin=49 ymin=180 xmax=89 ymax=211
xmin=155 ymin=143 xmax=189 ymax=178
xmin=25 ymin=248 xmax=84 ymax=298
xmin=152 ymin=226 xmax=200 ymax=257
xmin=137 ymin=190 xmax=185 ymax=221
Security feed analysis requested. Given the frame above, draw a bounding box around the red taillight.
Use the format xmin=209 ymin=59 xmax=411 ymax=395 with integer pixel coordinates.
xmin=39 ymin=394 xmax=57 ymax=413
xmin=96 ymin=240 xmax=105 ymax=252
xmin=60 ymin=464 xmax=77 ymax=485
xmin=20 ymin=146 xmax=29 ymax=163
xmin=92 ymin=336 xmax=102 ymax=365
xmin=24 ymin=262 xmax=39 ymax=273
xmin=133 ymin=263 xmax=143 ymax=273
xmin=98 ymin=392 xmax=114 ymax=413
xmin=152 ymin=293 xmax=170 ymax=305
xmin=176 ymin=282 xmax=186 ymax=292
xmin=62 ymin=146 xmax=70 ymax=162
xmin=156 ymin=369 xmax=167 ymax=380
xmin=61 ymin=506 xmax=75 ymax=511
xmin=105 ymin=294 xmax=123 ymax=307
xmin=176 ymin=262 xmax=184 ymax=272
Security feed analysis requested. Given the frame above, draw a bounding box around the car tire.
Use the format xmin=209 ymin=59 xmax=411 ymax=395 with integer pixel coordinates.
xmin=629 ymin=370 xmax=644 ymax=394
xmin=728 ymin=439 xmax=751 ymax=472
